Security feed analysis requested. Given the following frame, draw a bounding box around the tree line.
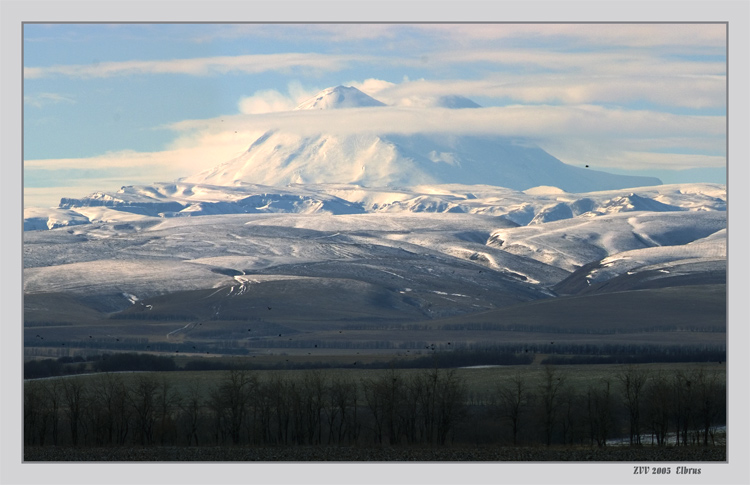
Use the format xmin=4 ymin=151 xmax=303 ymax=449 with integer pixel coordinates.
xmin=24 ymin=365 xmax=725 ymax=449
xmin=25 ymin=343 xmax=724 ymax=380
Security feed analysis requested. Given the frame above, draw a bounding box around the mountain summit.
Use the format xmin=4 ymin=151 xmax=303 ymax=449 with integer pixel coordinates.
xmin=295 ymin=85 xmax=386 ymax=110
xmin=183 ymin=84 xmax=661 ymax=191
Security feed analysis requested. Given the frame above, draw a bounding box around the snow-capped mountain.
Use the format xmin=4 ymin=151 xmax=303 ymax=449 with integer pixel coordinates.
xmin=294 ymin=85 xmax=386 ymax=110
xmin=22 ymin=84 xmax=725 ymax=348
xmin=182 ymin=85 xmax=661 ymax=192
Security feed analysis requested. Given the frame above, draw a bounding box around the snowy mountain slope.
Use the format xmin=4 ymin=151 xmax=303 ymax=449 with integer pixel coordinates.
xmin=54 ymin=182 xmax=366 ymax=219
xmin=23 ymin=207 xmax=90 ymax=231
xmin=551 ymin=227 xmax=726 ymax=295
xmin=182 ymin=130 xmax=661 ymax=192
xmin=24 ymin=212 xmax=553 ymax=316
xmin=487 ymin=210 xmax=726 ymax=272
xmin=24 ymin=193 xmax=725 ymax=319
xmin=228 ymin=211 xmax=570 ymax=287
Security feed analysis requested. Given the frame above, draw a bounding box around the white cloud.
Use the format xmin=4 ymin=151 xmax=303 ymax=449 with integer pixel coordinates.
xmin=238 ymin=89 xmax=297 ymax=114
xmin=167 ymin=104 xmax=724 ymax=141
xmin=24 ymin=53 xmax=364 ymax=79
xmin=358 ymin=73 xmax=724 ymax=110
xmin=188 ymin=24 xmax=726 ymax=50
xmin=23 ymin=92 xmax=75 ymax=108
xmin=414 ymin=23 xmax=726 ymax=49
xmin=348 ymin=78 xmax=396 ymax=96
xmin=237 ymin=82 xmax=323 ymax=114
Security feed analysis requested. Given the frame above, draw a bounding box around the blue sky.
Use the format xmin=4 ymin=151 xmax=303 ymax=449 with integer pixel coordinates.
xmin=23 ymin=23 xmax=727 ymax=208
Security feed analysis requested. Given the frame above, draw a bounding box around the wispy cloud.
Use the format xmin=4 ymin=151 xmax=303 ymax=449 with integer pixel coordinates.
xmin=238 ymin=82 xmax=320 ymax=114
xmin=190 ymin=23 xmax=402 ymax=44
xmin=24 ymin=53 xmax=365 ymax=79
xmin=354 ymin=72 xmax=725 ymax=110
xmin=23 ymin=92 xmax=75 ymax=108
xmin=167 ymin=104 xmax=725 ymax=141
xmin=187 ymin=23 xmax=726 ymax=50
xmin=414 ymin=23 xmax=726 ymax=49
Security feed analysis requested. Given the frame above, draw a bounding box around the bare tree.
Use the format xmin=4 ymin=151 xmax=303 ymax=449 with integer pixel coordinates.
xmin=178 ymin=379 xmax=204 ymax=446
xmin=434 ymin=368 xmax=467 ymax=445
xmin=24 ymin=381 xmax=44 ymax=446
xmin=692 ymin=367 xmax=725 ymax=446
xmin=220 ymin=369 xmax=256 ymax=445
xmin=644 ymin=371 xmax=670 ymax=446
xmin=495 ymin=370 xmax=529 ymax=445
xmin=616 ymin=365 xmax=649 ymax=446
xmin=155 ymin=375 xmax=182 ymax=445
xmin=130 ymin=374 xmax=159 ymax=445
xmin=585 ymin=378 xmax=614 ymax=448
xmin=538 ymin=365 xmax=566 ymax=446
xmin=62 ymin=377 xmax=88 ymax=446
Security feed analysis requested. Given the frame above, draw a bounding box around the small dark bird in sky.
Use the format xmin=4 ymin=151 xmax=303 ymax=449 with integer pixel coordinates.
xmin=585 ymin=164 xmax=589 ymax=168
xmin=550 ymin=341 xmax=554 ymax=345
xmin=248 ymin=329 xmax=252 ymax=332
xmin=116 ymin=338 xmax=120 ymax=341
xmin=314 ymin=344 xmax=318 ymax=348
xmin=89 ymin=336 xmax=93 ymax=338
xmin=267 ymin=306 xmax=272 ymax=310
xmin=279 ymin=334 xmax=282 ymax=337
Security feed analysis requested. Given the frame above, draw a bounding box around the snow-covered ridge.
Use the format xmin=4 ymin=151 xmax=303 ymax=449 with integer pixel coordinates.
xmin=25 ymin=182 xmax=725 ymax=232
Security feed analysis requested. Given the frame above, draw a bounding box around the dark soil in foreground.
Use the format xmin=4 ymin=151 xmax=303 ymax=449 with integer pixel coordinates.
xmin=24 ymin=445 xmax=725 ymax=462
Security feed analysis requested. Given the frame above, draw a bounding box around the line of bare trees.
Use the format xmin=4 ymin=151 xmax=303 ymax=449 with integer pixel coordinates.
xmin=483 ymin=366 xmax=725 ymax=448
xmin=24 ymin=368 xmax=467 ymax=448
xmin=24 ymin=365 xmax=725 ymax=449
